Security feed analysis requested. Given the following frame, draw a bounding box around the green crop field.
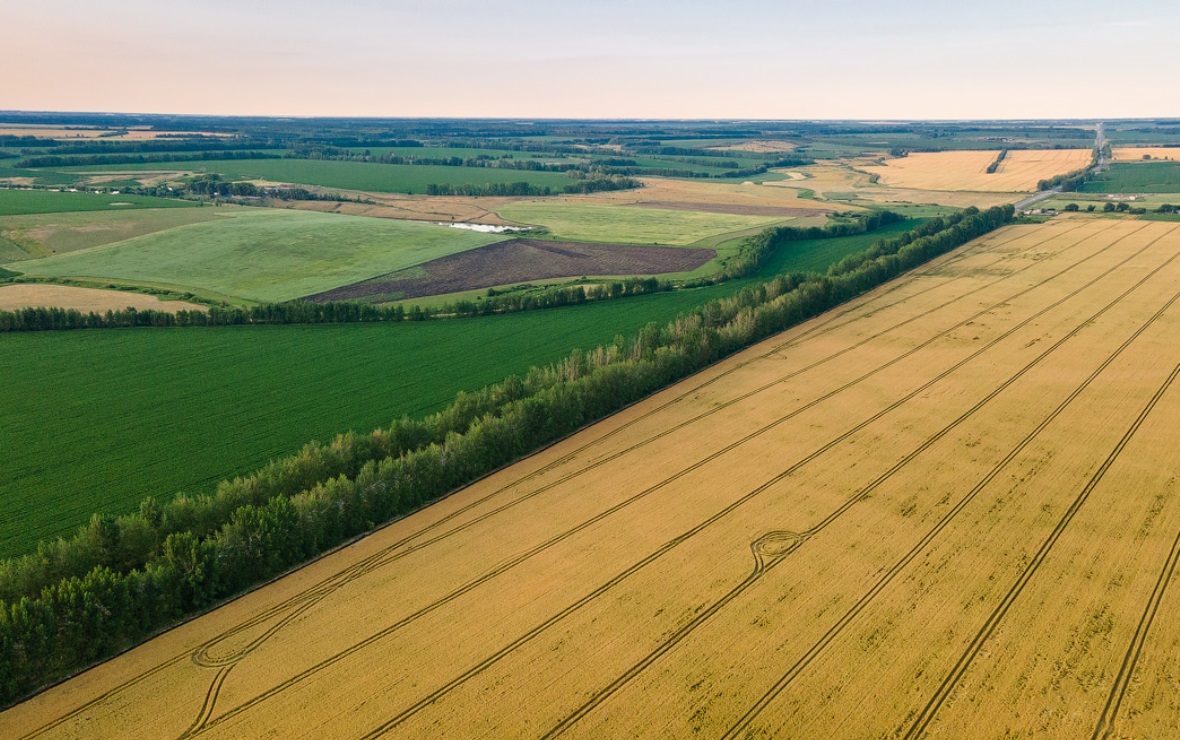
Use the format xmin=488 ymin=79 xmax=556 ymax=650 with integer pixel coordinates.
xmin=352 ymin=146 xmax=564 ymax=160
xmin=1080 ymin=162 xmax=1180 ymax=193
xmin=0 ymin=207 xmax=226 ymax=259
xmin=0 ymin=286 xmax=737 ymax=557
xmin=49 ymin=158 xmax=576 ymax=194
xmin=0 ymin=189 xmax=195 ymax=216
xmin=10 ymin=209 xmax=505 ymax=302
xmin=497 ymin=202 xmax=786 ymax=245
xmin=756 ymin=217 xmax=925 ymax=275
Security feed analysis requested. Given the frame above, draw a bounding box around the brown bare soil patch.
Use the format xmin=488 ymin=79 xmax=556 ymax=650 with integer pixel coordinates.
xmin=0 ymin=284 xmax=206 ymax=313
xmin=308 ymin=238 xmax=715 ymax=302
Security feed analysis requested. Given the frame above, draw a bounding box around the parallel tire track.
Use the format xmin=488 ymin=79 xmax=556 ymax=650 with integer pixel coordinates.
xmin=1091 ymin=527 xmax=1180 ymax=738
xmin=551 ymin=234 xmax=1180 ymax=740
xmin=901 ymin=364 xmax=1180 ymax=739
xmin=725 ymin=245 xmax=1180 ymax=738
xmin=344 ymin=228 xmax=1164 ymax=738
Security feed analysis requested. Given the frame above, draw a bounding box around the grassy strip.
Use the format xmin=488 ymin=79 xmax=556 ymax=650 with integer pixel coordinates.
xmin=0 ymin=205 xmax=1013 ymax=706
xmin=0 ymin=189 xmax=197 ymax=216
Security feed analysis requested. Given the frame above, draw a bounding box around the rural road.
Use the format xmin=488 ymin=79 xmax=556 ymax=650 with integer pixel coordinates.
xmin=1013 ymin=122 xmax=1106 ymax=211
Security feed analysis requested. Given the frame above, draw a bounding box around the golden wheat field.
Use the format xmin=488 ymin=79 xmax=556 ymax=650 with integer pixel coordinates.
xmin=6 ymin=217 xmax=1180 ymax=739
xmin=862 ymin=149 xmax=1092 ymax=193
xmin=1113 ymin=147 xmax=1180 ymax=162
xmin=767 ymin=162 xmax=1019 ymax=209
xmin=0 ymin=285 xmax=206 ymax=313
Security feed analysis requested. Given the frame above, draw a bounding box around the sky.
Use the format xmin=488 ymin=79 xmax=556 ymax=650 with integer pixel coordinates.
xmin=6 ymin=0 xmax=1179 ymax=119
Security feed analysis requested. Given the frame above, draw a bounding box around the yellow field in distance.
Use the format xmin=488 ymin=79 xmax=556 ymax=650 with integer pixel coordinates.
xmin=862 ymin=149 xmax=1091 ymax=193
xmin=6 ymin=217 xmax=1180 ymax=739
xmin=1113 ymin=147 xmax=1180 ymax=161
xmin=766 ymin=161 xmax=1019 ymax=209
xmin=0 ymin=284 xmax=206 ymax=313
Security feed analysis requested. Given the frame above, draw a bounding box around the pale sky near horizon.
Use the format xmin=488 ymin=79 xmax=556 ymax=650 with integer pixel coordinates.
xmin=5 ymin=0 xmax=1179 ymax=119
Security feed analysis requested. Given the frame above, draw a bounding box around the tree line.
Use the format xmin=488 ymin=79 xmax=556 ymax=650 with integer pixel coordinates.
xmin=291 ymin=148 xmax=580 ymax=173
xmin=423 ymin=174 xmax=639 ymax=197
xmin=0 ymin=301 xmax=417 ymax=332
xmin=1038 ymin=146 xmax=1104 ymax=192
xmin=14 ymin=151 xmax=281 ymax=169
xmin=21 ymin=138 xmax=278 ymax=156
xmin=714 ymin=210 xmax=908 ymax=280
xmin=986 ymin=149 xmax=1008 ymax=174
xmin=0 ymin=205 xmax=1014 ymax=705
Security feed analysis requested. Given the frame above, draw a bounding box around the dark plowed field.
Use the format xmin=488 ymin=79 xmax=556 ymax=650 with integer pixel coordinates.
xmin=307 ymin=238 xmax=716 ymax=302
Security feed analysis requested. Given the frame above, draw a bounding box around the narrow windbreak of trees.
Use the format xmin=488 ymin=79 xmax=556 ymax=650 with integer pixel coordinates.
xmin=986 ymin=149 xmax=1008 ymax=174
xmin=424 ymin=175 xmax=639 ymax=197
xmin=0 ymin=301 xmax=412 ymax=332
xmin=185 ymin=174 xmax=261 ymax=197
xmin=294 ymin=149 xmax=582 ymax=174
xmin=449 ymin=278 xmax=671 ymax=316
xmin=14 ymin=151 xmax=281 ymax=168
xmin=0 ymin=205 xmax=1014 ymax=706
xmin=26 ymin=138 xmax=279 ymax=156
xmin=0 ymin=136 xmax=55 ymax=148
xmin=1038 ymin=146 xmax=1102 ymax=192
xmin=119 ymin=174 xmax=359 ymax=203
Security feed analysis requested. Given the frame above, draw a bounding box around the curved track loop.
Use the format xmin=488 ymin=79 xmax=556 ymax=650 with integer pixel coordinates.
xmin=724 ymin=243 xmax=1180 ymax=738
xmin=901 ymin=364 xmax=1180 ymax=739
xmin=175 ymin=667 xmax=232 ymax=740
xmin=1091 ymin=527 xmax=1180 ymax=739
xmin=11 ymin=222 xmax=1104 ymax=739
xmin=349 ymin=227 xmax=1164 ymax=737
